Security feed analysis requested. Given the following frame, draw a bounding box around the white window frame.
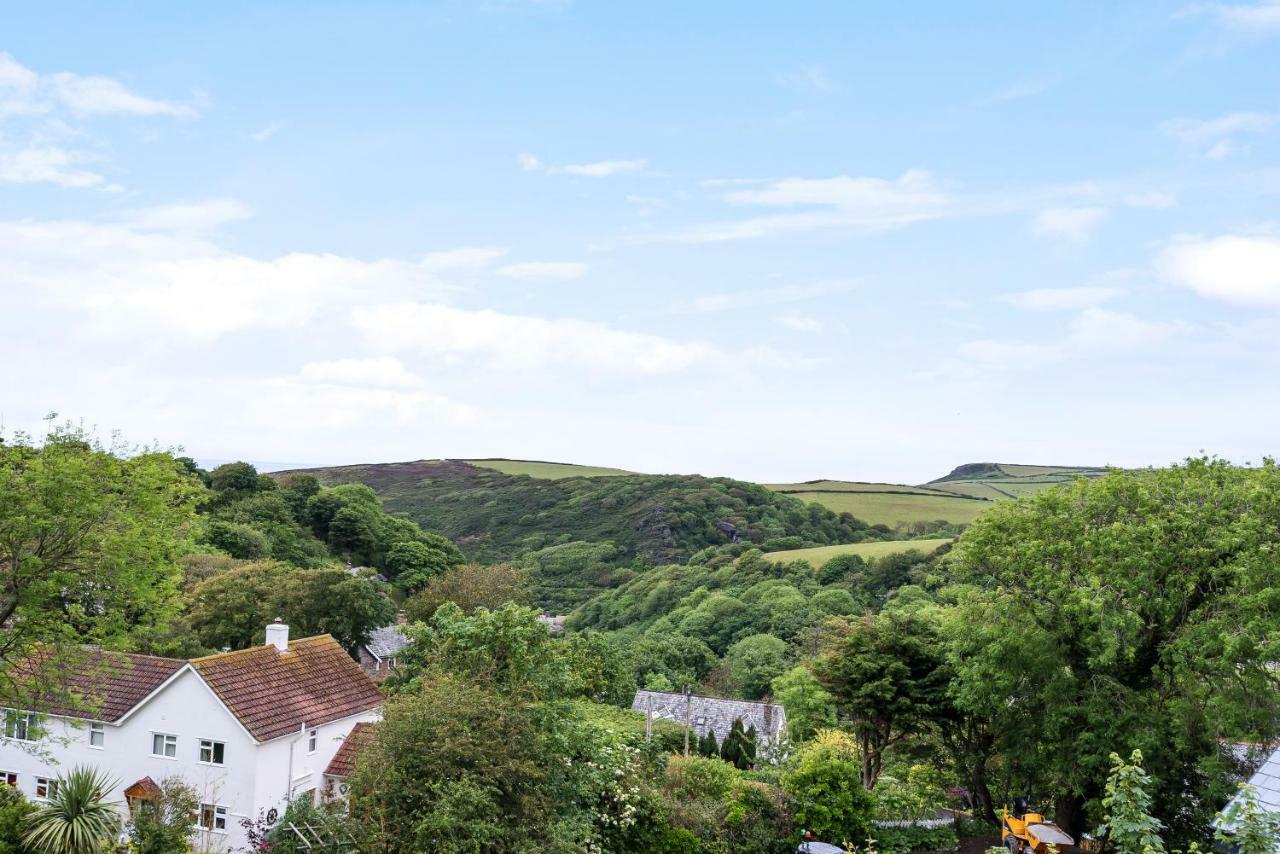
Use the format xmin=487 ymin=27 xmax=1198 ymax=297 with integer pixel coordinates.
xmin=196 ymin=802 xmax=228 ymax=833
xmin=198 ymin=739 xmax=225 ymax=765
xmin=89 ymin=722 xmax=105 ymax=749
xmin=35 ymin=777 xmax=57 ymax=800
xmin=3 ymin=709 xmax=38 ymax=742
xmin=0 ymin=771 xmax=16 ymax=787
xmin=307 ymin=729 xmax=317 ymax=753
xmin=152 ymin=732 xmax=177 ymax=759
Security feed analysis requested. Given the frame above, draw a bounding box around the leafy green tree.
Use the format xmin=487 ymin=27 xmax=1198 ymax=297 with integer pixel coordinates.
xmin=817 ymin=552 xmax=867 ymax=585
xmin=0 ymin=784 xmax=34 ymax=854
xmin=348 ymin=671 xmax=554 ymax=853
xmin=396 ymin=602 xmax=565 ymax=698
xmin=208 ymin=461 xmax=261 ymax=496
xmin=0 ymin=426 xmax=199 ymax=705
xmin=189 ymin=562 xmax=393 ymax=652
xmin=1216 ymin=784 xmax=1280 ymax=854
xmin=1101 ymin=750 xmax=1165 ymax=854
xmin=386 ymin=537 xmax=465 ymax=593
xmin=403 ymin=563 xmax=533 ymax=621
xmin=771 ymin=666 xmax=836 ymax=743
xmin=559 ymin=631 xmax=636 ymax=707
xmin=813 ymin=610 xmax=950 ymax=787
xmin=277 ymin=473 xmax=320 ymax=522
xmin=126 ymin=776 xmax=198 ymax=854
xmin=328 ymin=504 xmax=381 ymax=563
xmin=628 ymin=635 xmax=718 ymax=691
xmin=946 ymin=460 xmax=1280 ymax=840
xmin=22 ymin=766 xmax=120 ymax=854
xmin=781 ymin=730 xmax=873 ymax=846
xmin=200 ymin=518 xmax=271 ymax=559
xmin=725 ymin=633 xmax=789 ymax=699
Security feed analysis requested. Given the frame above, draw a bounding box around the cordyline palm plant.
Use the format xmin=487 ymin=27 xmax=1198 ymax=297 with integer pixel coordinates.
xmin=22 ymin=766 xmax=121 ymax=854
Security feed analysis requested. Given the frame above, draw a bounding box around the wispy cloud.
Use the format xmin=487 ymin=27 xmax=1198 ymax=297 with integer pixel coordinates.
xmin=982 ymin=76 xmax=1054 ymax=104
xmin=249 ymin=119 xmax=288 ymax=142
xmin=1162 ymin=111 xmax=1278 ymax=158
xmin=1178 ymin=0 xmax=1280 ymax=34
xmin=298 ymin=356 xmax=423 ymax=389
xmin=0 ymin=146 xmax=107 ymax=188
xmin=673 ymin=280 xmax=853 ymax=314
xmin=1003 ymin=286 xmax=1124 ymax=312
xmin=496 ymin=261 xmax=587 ymax=281
xmin=0 ymin=52 xmax=194 ymax=118
xmin=517 ymin=152 xmax=647 ymax=177
xmin=778 ymin=65 xmax=835 ymax=93
xmin=1029 ymin=206 xmax=1108 ymax=242
xmin=657 ymin=170 xmax=950 ymax=243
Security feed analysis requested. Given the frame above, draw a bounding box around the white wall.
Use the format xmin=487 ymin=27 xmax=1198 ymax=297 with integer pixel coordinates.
xmin=4 ymin=669 xmax=252 ymax=852
xmin=0 ymin=669 xmax=381 ymax=852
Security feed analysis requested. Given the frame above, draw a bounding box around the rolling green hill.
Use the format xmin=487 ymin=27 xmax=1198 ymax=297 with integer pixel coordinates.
xmin=277 ymin=459 xmax=876 ymax=567
xmin=764 ymin=481 xmax=989 ymax=527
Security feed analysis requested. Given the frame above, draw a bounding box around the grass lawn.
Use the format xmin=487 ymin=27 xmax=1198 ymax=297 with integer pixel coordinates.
xmin=766 ymin=538 xmax=954 ymax=566
xmin=783 ymin=489 xmax=990 ymax=526
xmin=466 ymin=459 xmax=635 ymax=479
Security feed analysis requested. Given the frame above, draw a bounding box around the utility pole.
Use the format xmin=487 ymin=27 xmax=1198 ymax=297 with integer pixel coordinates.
xmin=683 ymin=686 xmax=692 ymax=756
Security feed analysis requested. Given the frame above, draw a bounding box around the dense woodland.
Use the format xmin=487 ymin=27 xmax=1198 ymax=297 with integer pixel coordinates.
xmin=3 ymin=425 xmax=1280 ymax=853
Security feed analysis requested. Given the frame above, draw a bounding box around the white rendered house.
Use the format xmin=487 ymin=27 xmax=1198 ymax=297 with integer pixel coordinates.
xmin=0 ymin=621 xmax=383 ymax=852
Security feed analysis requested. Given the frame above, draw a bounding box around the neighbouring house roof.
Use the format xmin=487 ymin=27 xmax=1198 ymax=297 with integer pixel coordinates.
xmin=124 ymin=777 xmax=163 ymax=801
xmin=363 ymin=625 xmax=410 ymax=661
xmin=4 ymin=649 xmax=185 ymax=722
xmin=1220 ymin=743 xmax=1280 ymax=846
xmin=192 ymin=635 xmax=385 ymax=742
xmin=324 ymin=722 xmax=377 ymax=778
xmin=631 ymin=689 xmax=787 ymax=745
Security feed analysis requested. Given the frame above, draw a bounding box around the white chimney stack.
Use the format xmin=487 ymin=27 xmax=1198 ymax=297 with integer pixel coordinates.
xmin=266 ymin=619 xmax=289 ymax=652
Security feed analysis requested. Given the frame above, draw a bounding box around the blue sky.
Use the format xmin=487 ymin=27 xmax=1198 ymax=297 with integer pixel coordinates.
xmin=3 ymin=1 xmax=1279 ymax=482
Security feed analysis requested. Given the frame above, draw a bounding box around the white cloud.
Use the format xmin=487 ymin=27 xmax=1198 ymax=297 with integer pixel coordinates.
xmin=249 ymin=120 xmax=288 ymax=142
xmin=1181 ymin=0 xmax=1280 ymax=32
xmin=778 ymin=65 xmax=834 ymax=93
xmin=121 ymin=199 xmax=254 ymax=232
xmin=257 ymin=377 xmax=477 ymax=430
xmin=496 ymin=261 xmax=587 ymax=281
xmin=982 ymin=77 xmax=1054 ymax=104
xmin=1123 ymin=191 xmax=1178 ymax=209
xmin=558 ymin=159 xmax=646 ymax=177
xmin=0 ymin=146 xmax=105 ymax=188
xmin=0 ymin=52 xmax=193 ymax=118
xmin=778 ymin=313 xmax=824 ymax=332
xmin=517 ymin=152 xmax=646 ymax=177
xmin=420 ymin=246 xmax=508 ymax=271
xmin=675 ymin=280 xmax=853 ymax=314
xmin=1029 ymin=206 xmax=1107 ymax=242
xmin=298 ymin=356 xmax=422 ymax=389
xmin=1162 ymin=112 xmax=1278 ymax=158
xmin=352 ymin=302 xmax=725 ymax=377
xmin=0 ymin=214 xmax=460 ymax=340
xmin=1158 ymin=233 xmax=1280 ymax=307
xmin=1004 ymin=287 xmax=1124 ymax=311
xmin=662 ymin=170 xmax=949 ymax=243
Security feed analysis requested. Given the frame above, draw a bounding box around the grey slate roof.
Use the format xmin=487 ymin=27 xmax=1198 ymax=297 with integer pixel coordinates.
xmin=631 ymin=689 xmax=787 ymax=747
xmin=363 ymin=625 xmax=411 ymax=661
xmin=1219 ymin=743 xmax=1280 ymax=847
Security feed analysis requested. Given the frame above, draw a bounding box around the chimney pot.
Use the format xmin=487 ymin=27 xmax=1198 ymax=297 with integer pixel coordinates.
xmin=266 ymin=619 xmax=289 ymax=652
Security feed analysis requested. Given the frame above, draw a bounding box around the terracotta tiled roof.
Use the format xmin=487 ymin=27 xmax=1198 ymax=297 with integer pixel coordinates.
xmin=5 ymin=649 xmax=185 ymax=722
xmin=324 ymin=721 xmax=377 ymax=777
xmin=191 ymin=635 xmax=384 ymax=742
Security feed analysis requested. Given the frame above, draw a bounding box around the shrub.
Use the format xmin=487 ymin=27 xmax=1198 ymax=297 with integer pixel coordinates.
xmin=724 ymin=779 xmax=795 ymax=854
xmin=781 ymin=729 xmax=873 ymax=847
xmin=127 ymin=776 xmax=199 ymax=854
xmin=665 ymin=753 xmax=736 ymax=802
xmin=874 ymin=823 xmax=960 ymax=854
xmin=0 ymin=784 xmax=34 ymax=854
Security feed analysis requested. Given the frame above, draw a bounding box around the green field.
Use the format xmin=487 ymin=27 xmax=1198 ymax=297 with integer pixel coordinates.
xmin=466 ymin=459 xmax=634 ymax=479
xmin=766 ymin=480 xmax=945 ymax=495
xmin=774 ymin=488 xmax=990 ymax=526
xmin=765 ymin=538 xmax=954 ymax=566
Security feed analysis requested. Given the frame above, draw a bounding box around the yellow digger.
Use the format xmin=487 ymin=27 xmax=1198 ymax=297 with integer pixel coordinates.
xmin=1002 ymin=798 xmax=1075 ymax=854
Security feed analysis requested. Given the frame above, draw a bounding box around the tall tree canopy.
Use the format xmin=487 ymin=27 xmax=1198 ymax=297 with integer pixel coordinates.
xmin=945 ymin=459 xmax=1280 ymax=842
xmin=0 ymin=425 xmax=200 ymax=704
